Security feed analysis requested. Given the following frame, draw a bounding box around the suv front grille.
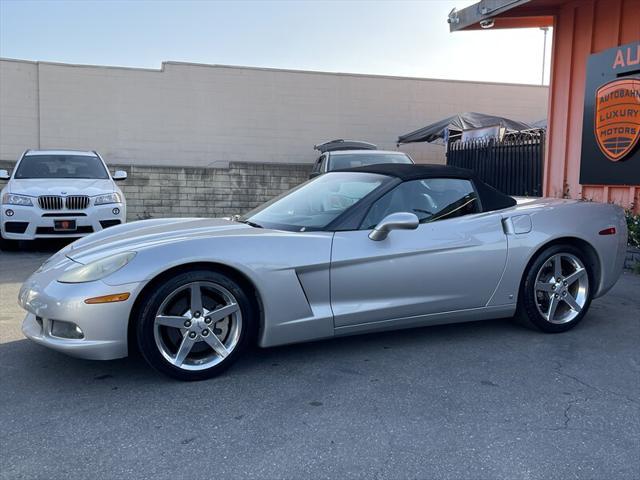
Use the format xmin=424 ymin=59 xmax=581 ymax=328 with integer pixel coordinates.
xmin=38 ymin=195 xmax=90 ymax=210
xmin=65 ymin=195 xmax=89 ymax=210
xmin=38 ymin=196 xmax=63 ymax=210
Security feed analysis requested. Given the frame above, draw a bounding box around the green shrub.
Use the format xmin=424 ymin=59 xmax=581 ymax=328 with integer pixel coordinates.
xmin=626 ymin=209 xmax=640 ymax=248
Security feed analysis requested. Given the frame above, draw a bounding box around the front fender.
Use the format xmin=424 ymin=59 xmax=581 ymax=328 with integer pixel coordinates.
xmin=104 ymin=231 xmax=335 ymax=347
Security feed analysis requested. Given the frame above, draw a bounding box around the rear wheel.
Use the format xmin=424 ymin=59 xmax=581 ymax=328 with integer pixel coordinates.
xmin=136 ymin=269 xmax=256 ymax=380
xmin=517 ymin=245 xmax=592 ymax=333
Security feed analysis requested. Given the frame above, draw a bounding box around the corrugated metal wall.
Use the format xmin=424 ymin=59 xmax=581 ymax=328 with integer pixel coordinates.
xmin=545 ymin=0 xmax=640 ymax=212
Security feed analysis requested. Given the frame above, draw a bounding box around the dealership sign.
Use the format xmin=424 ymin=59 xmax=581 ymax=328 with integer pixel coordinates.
xmin=580 ymin=41 xmax=640 ymax=185
xmin=594 ymin=78 xmax=640 ymax=161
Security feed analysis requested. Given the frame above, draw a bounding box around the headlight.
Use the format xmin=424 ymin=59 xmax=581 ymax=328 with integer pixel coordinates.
xmin=94 ymin=192 xmax=122 ymax=205
xmin=58 ymin=252 xmax=136 ymax=283
xmin=2 ymin=193 xmax=33 ymax=206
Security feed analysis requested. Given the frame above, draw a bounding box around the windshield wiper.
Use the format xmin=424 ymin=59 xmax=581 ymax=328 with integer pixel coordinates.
xmin=232 ymin=215 xmax=263 ymax=229
xmin=243 ymin=220 xmax=263 ymax=229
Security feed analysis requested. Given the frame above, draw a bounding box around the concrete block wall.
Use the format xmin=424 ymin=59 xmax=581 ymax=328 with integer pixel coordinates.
xmin=0 ymin=160 xmax=311 ymax=221
xmin=0 ymin=58 xmax=549 ymax=168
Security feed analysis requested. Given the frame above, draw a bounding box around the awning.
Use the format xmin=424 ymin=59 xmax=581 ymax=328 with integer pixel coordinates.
xmin=447 ymin=0 xmax=556 ymax=32
xmin=397 ymin=112 xmax=539 ymax=145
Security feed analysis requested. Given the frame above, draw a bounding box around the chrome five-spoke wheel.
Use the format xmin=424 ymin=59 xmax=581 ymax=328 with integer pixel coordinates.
xmin=517 ymin=245 xmax=593 ymax=333
xmin=533 ymin=253 xmax=588 ymax=324
xmin=137 ymin=270 xmax=255 ymax=380
xmin=153 ymin=281 xmax=243 ymax=371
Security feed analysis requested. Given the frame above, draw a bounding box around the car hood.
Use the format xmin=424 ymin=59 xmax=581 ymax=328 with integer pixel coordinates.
xmin=64 ymin=217 xmax=262 ymax=264
xmin=9 ymin=178 xmax=115 ymax=196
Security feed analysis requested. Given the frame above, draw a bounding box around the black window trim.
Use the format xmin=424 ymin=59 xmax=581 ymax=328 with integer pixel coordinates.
xmin=470 ymin=178 xmax=485 ymax=213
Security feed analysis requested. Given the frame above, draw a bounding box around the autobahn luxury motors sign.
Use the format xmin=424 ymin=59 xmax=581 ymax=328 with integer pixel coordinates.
xmin=595 ymin=78 xmax=640 ymax=162
xmin=580 ymin=41 xmax=640 ymax=185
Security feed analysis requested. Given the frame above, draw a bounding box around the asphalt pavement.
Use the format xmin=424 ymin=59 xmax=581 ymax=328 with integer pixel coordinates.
xmin=1 ymin=243 xmax=639 ymax=480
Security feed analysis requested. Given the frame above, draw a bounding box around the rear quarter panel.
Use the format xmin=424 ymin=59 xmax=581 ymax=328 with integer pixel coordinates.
xmin=489 ymin=199 xmax=626 ymax=306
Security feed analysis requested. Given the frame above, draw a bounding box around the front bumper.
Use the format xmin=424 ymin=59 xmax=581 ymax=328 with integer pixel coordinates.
xmin=22 ymin=312 xmax=128 ymax=360
xmin=19 ymin=266 xmax=143 ymax=360
xmin=1 ymin=202 xmax=126 ymax=240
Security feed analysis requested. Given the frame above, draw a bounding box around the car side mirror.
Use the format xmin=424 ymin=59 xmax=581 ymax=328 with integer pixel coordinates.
xmin=369 ymin=212 xmax=419 ymax=241
xmin=0 ymin=169 xmax=10 ymax=180
xmin=309 ymin=171 xmax=321 ymax=179
xmin=113 ymin=170 xmax=127 ymax=181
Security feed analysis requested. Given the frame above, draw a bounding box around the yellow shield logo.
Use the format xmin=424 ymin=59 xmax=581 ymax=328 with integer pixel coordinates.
xmin=594 ymin=78 xmax=640 ymax=162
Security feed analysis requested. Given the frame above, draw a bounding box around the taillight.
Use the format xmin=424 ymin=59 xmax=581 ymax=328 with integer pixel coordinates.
xmin=598 ymin=227 xmax=616 ymax=235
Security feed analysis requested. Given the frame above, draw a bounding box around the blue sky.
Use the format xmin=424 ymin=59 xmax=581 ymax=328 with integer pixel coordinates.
xmin=0 ymin=0 xmax=552 ymax=85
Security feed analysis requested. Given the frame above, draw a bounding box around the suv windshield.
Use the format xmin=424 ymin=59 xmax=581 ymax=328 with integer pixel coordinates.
xmin=330 ymin=153 xmax=412 ymax=171
xmin=244 ymin=172 xmax=389 ymax=231
xmin=14 ymin=155 xmax=109 ymax=179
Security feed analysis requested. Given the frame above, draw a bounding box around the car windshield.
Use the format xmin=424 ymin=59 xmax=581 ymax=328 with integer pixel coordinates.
xmin=243 ymin=172 xmax=389 ymax=231
xmin=14 ymin=155 xmax=109 ymax=179
xmin=329 ymin=153 xmax=412 ymax=171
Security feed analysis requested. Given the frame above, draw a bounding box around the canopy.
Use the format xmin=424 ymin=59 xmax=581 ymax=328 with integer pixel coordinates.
xmin=397 ymin=112 xmax=539 ymax=145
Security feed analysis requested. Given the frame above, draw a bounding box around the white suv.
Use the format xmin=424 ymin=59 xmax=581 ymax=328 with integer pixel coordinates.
xmin=0 ymin=150 xmax=127 ymax=246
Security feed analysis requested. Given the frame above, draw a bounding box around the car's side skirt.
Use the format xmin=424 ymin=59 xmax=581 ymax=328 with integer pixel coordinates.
xmin=333 ymin=304 xmax=517 ymax=337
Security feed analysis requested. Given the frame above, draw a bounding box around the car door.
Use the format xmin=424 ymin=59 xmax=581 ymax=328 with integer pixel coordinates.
xmin=330 ymin=178 xmax=508 ymax=328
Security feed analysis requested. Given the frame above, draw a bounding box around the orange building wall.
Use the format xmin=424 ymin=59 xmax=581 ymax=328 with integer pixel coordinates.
xmin=544 ymin=0 xmax=640 ymax=212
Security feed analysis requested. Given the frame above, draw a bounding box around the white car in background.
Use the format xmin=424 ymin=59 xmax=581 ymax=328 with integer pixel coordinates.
xmin=0 ymin=150 xmax=127 ymax=248
xmin=310 ymin=139 xmax=414 ymax=178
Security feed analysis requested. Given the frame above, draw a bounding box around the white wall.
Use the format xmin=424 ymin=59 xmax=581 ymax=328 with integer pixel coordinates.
xmin=0 ymin=59 xmax=548 ymax=166
xmin=0 ymin=60 xmax=39 ymax=161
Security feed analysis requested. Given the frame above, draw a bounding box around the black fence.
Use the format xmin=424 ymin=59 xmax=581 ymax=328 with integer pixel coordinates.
xmin=446 ymin=133 xmax=544 ymax=197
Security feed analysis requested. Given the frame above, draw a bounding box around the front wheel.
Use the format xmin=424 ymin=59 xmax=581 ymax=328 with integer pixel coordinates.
xmin=136 ymin=270 xmax=256 ymax=380
xmin=517 ymin=245 xmax=593 ymax=333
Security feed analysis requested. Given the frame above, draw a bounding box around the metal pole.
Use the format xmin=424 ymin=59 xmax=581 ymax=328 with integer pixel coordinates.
xmin=540 ymin=27 xmax=549 ymax=85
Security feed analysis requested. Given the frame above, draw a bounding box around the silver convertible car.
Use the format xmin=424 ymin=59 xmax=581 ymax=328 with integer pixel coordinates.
xmin=19 ymin=164 xmax=627 ymax=380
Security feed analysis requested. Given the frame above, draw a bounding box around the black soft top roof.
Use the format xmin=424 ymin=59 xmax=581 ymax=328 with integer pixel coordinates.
xmin=339 ymin=163 xmax=473 ymax=180
xmin=337 ymin=163 xmax=516 ymax=212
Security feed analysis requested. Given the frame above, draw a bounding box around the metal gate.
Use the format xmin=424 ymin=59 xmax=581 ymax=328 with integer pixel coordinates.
xmin=446 ymin=133 xmax=544 ymax=197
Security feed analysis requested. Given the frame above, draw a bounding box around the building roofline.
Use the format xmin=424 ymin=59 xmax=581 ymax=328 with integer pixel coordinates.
xmin=0 ymin=57 xmax=549 ymax=89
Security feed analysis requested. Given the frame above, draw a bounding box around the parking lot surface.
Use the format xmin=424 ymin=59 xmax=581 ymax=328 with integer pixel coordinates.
xmin=1 ymin=244 xmax=639 ymax=480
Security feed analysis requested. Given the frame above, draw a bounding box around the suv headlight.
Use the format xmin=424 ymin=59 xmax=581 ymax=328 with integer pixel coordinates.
xmin=58 ymin=252 xmax=136 ymax=283
xmin=94 ymin=192 xmax=122 ymax=205
xmin=2 ymin=193 xmax=33 ymax=206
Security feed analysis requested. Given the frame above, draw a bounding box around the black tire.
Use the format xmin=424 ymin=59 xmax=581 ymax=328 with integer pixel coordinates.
xmin=136 ymin=269 xmax=257 ymax=381
xmin=516 ymin=244 xmax=593 ymax=333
